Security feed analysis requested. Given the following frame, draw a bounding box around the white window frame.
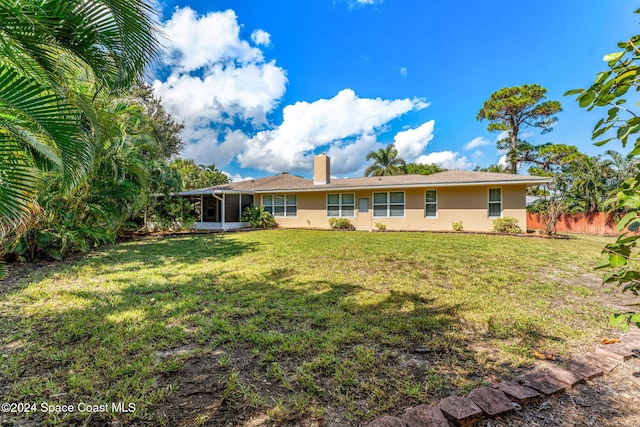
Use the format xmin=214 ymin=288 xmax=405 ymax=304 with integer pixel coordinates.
xmin=372 ymin=191 xmax=405 ymax=218
xmin=326 ymin=193 xmax=355 ymax=218
xmin=262 ymin=194 xmax=297 ymax=217
xmin=488 ymin=187 xmax=502 ymax=218
xmin=425 ymin=189 xmax=437 ymax=218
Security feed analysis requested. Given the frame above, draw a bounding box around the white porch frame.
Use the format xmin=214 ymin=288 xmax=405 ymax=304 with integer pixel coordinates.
xmin=192 ymin=191 xmax=254 ymax=231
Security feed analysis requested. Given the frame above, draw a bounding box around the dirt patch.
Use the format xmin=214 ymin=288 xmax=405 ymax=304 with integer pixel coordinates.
xmin=154 ymin=348 xmax=258 ymax=427
xmin=155 ymin=352 xmax=640 ymax=426
xmin=487 ymin=357 xmax=640 ymax=427
xmin=543 ymin=269 xmax=635 ymax=314
xmin=153 ymin=346 xmax=321 ymax=427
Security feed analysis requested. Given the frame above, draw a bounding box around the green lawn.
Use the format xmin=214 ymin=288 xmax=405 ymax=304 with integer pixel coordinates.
xmin=0 ymin=230 xmax=626 ymax=425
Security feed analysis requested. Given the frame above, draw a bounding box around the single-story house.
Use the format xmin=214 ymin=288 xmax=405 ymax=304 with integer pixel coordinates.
xmin=176 ymin=154 xmax=550 ymax=232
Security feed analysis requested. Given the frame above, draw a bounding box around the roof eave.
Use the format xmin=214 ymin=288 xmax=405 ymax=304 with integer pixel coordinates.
xmin=254 ymin=178 xmax=551 ymax=193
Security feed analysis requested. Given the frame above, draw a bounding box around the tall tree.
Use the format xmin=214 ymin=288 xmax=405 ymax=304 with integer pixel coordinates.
xmin=525 ymin=143 xmax=585 ymax=177
xmin=170 ymin=159 xmax=230 ymax=190
xmin=605 ymin=150 xmax=638 ymax=183
xmin=0 ymin=0 xmax=160 ymax=229
xmin=567 ymin=156 xmax=615 ymax=213
xmin=364 ymin=144 xmax=406 ymax=176
xmin=125 ymin=84 xmax=185 ymax=161
xmin=474 ymin=164 xmax=512 ymax=173
xmin=477 ymin=84 xmax=562 ymax=173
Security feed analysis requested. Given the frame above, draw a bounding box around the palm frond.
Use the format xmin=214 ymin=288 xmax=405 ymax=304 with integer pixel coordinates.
xmin=0 ymin=135 xmax=38 ymax=226
xmin=0 ymin=66 xmax=93 ymax=188
xmin=0 ymin=0 xmax=160 ymax=91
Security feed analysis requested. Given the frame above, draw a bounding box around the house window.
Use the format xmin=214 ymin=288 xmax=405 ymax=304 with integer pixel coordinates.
xmin=373 ymin=191 xmax=405 ymax=217
xmin=425 ymin=190 xmax=437 ymax=217
xmin=327 ymin=193 xmax=355 ymax=217
xmin=488 ymin=188 xmax=502 ymax=217
xmin=262 ymin=194 xmax=297 ymax=217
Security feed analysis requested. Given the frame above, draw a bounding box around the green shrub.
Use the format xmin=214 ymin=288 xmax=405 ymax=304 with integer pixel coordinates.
xmin=241 ymin=205 xmax=277 ymax=229
xmin=492 ymin=216 xmax=523 ymax=233
xmin=328 ymin=218 xmax=355 ymax=230
xmin=150 ymin=196 xmax=198 ymax=231
xmin=452 ymin=221 xmax=463 ymax=231
xmin=374 ymin=222 xmax=387 ymax=231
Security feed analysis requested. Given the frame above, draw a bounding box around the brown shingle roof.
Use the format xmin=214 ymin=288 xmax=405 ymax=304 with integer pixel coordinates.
xmin=177 ymin=170 xmax=550 ymax=195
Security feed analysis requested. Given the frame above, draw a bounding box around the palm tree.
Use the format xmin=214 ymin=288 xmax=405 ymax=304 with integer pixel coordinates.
xmin=364 ymin=144 xmax=406 ymax=176
xmin=0 ymin=0 xmax=160 ymax=229
xmin=570 ymin=156 xmax=614 ymax=213
xmin=605 ymin=150 xmax=638 ymax=184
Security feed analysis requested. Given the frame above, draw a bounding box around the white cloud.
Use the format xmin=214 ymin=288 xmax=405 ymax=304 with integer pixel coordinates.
xmin=327 ymin=134 xmax=381 ymax=175
xmin=160 ymin=8 xmax=263 ymax=72
xmin=342 ymin=0 xmax=383 ymax=9
xmin=472 ymin=150 xmax=484 ymax=159
xmin=224 ymin=171 xmax=254 ymax=182
xmin=153 ymin=7 xmax=433 ymax=177
xmin=497 ymin=154 xmax=509 ymax=167
xmin=497 ymin=130 xmax=509 ymax=141
xmin=180 ymin=129 xmax=248 ymax=167
xmin=153 ymin=61 xmax=286 ymax=125
xmin=415 ymin=151 xmax=471 ymax=170
xmin=400 ymin=67 xmax=407 ymax=76
xmin=251 ymin=29 xmax=271 ymax=46
xmin=463 ymin=136 xmax=492 ymax=151
xmin=393 ymin=121 xmax=435 ymax=162
xmin=238 ymin=88 xmax=428 ymax=173
xmin=153 ymin=7 xmax=287 ymax=128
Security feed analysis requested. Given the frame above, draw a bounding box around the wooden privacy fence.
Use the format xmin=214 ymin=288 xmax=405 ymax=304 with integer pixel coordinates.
xmin=526 ymin=212 xmax=624 ymax=235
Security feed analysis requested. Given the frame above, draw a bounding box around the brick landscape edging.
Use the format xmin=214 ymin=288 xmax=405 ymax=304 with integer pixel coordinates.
xmin=367 ymin=328 xmax=640 ymax=427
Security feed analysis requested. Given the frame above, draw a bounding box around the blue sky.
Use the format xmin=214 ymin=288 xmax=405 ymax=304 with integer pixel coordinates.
xmin=151 ymin=0 xmax=639 ymax=180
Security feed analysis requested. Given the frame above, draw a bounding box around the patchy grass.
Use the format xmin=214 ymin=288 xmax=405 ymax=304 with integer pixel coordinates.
xmin=0 ymin=230 xmax=626 ymax=425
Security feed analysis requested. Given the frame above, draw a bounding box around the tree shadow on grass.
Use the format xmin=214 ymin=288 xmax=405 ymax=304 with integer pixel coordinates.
xmin=2 ymin=234 xmax=633 ymax=426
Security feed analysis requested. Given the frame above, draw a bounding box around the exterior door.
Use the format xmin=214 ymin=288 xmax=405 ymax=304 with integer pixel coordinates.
xmin=203 ymin=196 xmax=220 ymax=222
xmin=357 ymin=197 xmax=371 ymax=230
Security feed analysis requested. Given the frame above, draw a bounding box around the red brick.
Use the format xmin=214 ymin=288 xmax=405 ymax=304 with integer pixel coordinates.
xmin=564 ymin=358 xmax=604 ymax=380
xmin=595 ymin=343 xmax=635 ymax=361
xmin=438 ymin=396 xmax=483 ymax=427
xmin=403 ymin=405 xmax=450 ymax=427
xmin=580 ymin=351 xmax=619 ymax=373
xmin=520 ymin=371 xmax=567 ymax=395
xmin=367 ymin=415 xmax=408 ymax=427
xmin=535 ymin=362 xmax=585 ymax=388
xmin=467 ymin=387 xmax=514 ymax=417
xmin=496 ymin=381 xmax=540 ymax=403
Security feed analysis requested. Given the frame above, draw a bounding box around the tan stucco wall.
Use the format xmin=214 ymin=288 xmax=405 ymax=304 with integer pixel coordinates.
xmin=258 ymin=184 xmax=527 ymax=232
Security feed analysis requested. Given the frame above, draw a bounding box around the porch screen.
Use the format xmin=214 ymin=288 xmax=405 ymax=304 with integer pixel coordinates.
xmin=225 ymin=194 xmax=240 ymax=222
xmin=241 ymin=195 xmax=254 ymax=219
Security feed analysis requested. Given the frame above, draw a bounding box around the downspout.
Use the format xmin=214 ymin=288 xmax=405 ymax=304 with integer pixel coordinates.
xmin=200 ymin=194 xmax=204 ymax=223
xmin=213 ymin=192 xmax=224 ymax=230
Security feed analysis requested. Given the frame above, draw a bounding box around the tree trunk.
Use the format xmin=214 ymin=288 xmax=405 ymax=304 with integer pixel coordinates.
xmin=510 ymin=128 xmax=518 ymax=174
